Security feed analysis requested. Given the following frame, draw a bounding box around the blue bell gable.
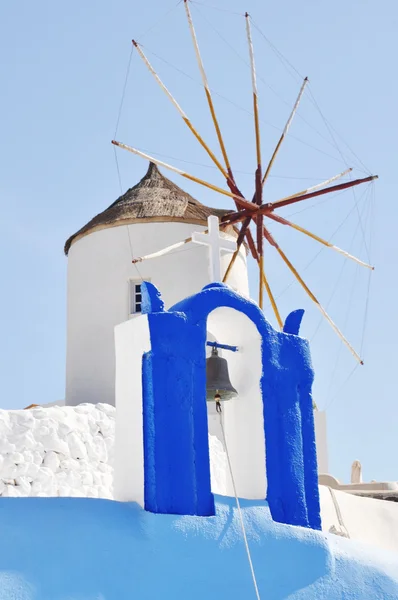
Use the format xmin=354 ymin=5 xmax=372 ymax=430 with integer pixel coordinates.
xmin=140 ymin=281 xmax=321 ymax=530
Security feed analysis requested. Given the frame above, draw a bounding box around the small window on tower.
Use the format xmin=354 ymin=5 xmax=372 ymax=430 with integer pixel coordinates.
xmin=129 ymin=280 xmax=146 ymax=316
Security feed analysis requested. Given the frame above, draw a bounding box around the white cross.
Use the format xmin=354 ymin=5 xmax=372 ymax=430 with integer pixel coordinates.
xmin=192 ymin=215 xmax=237 ymax=282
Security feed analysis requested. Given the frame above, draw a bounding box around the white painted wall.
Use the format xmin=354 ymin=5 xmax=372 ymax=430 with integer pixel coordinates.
xmin=114 ymin=314 xmax=151 ymax=505
xmin=66 ymin=222 xmax=248 ymax=406
xmin=320 ymin=485 xmax=398 ymax=553
xmin=207 ymin=307 xmax=266 ymax=500
xmin=314 ymin=411 xmax=329 ymax=473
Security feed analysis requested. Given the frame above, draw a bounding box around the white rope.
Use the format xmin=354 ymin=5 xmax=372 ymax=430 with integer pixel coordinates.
xmin=219 ymin=413 xmax=261 ymax=600
xmin=327 ymin=487 xmax=350 ymax=539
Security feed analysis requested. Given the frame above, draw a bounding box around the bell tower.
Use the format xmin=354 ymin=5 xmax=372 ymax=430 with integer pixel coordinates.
xmin=114 ymin=280 xmax=321 ymax=530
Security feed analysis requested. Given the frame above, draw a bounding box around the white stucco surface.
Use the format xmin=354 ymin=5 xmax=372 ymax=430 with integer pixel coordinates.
xmin=314 ymin=411 xmax=329 ymax=473
xmin=66 ymin=222 xmax=248 ymax=407
xmin=114 ymin=314 xmax=150 ymax=506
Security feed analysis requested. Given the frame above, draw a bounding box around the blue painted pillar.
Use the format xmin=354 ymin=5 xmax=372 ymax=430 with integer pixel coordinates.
xmin=264 ymin=371 xmax=309 ymax=528
xmin=143 ymin=311 xmax=214 ymax=516
xmin=299 ymin=382 xmax=322 ymax=530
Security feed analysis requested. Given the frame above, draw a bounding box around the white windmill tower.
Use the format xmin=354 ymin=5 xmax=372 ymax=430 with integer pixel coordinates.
xmin=64 ymin=162 xmax=248 ymax=407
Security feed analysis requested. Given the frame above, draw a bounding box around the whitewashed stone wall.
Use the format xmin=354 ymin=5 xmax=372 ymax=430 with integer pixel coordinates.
xmin=0 ymin=404 xmax=227 ymax=498
xmin=0 ymin=404 xmax=115 ymax=498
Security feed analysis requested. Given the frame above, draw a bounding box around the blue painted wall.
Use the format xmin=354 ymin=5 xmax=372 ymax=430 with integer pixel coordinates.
xmin=141 ymin=282 xmax=321 ymax=529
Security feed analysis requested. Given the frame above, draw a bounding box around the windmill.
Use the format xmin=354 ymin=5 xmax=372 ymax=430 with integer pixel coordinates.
xmin=112 ymin=0 xmax=377 ymax=365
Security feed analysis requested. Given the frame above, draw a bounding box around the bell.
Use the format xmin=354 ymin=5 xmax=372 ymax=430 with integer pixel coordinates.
xmin=206 ymin=346 xmax=238 ymax=402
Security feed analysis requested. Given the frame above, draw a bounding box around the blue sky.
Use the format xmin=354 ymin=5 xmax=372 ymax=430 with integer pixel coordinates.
xmin=0 ymin=0 xmax=396 ymax=484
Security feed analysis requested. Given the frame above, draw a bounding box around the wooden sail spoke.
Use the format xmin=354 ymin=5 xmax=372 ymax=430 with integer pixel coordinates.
xmin=223 ymin=241 xmax=243 ymax=283
xmin=257 ymin=217 xmax=264 ymax=308
xmin=262 ymin=77 xmax=309 ymax=187
xmin=261 ymin=266 xmax=283 ymax=330
xmin=271 ymin=168 xmax=353 ymax=206
xmin=245 ymin=13 xmax=262 ymax=172
xmin=221 ymin=175 xmax=378 ymax=226
xmin=111 ymin=141 xmax=255 ymax=209
xmin=222 ymin=247 xmax=240 ymax=282
xmin=223 ymin=217 xmax=256 ymax=282
xmin=131 ymin=218 xmax=240 ymax=265
xmin=132 ymin=236 xmax=193 ymax=263
xmin=265 ymin=174 xmax=378 ymax=211
xmin=245 ymin=227 xmax=259 ymax=261
xmin=222 ymin=219 xmax=283 ymax=329
xmin=255 ymin=168 xmax=264 ymax=308
xmin=245 ymin=13 xmax=261 ymax=173
xmin=258 ymin=255 xmax=264 ymax=309
xmin=132 ymin=40 xmax=229 ymax=180
xmin=184 ymin=0 xmax=232 ymax=176
xmin=221 ymin=210 xmax=255 ymax=226
xmin=183 ymin=0 xmax=249 ymax=212
xmin=263 ymin=226 xmax=364 ymax=365
xmin=266 ymin=213 xmax=374 ymax=270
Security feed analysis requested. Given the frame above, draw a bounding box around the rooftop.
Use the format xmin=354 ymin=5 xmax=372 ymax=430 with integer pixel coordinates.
xmin=64 ymin=162 xmax=232 ymax=255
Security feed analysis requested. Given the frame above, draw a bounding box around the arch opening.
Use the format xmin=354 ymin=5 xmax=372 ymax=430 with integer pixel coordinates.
xmin=206 ymin=307 xmax=266 ymax=500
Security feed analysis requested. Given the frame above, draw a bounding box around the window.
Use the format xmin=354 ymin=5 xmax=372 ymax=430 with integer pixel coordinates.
xmin=129 ymin=280 xmax=143 ymax=315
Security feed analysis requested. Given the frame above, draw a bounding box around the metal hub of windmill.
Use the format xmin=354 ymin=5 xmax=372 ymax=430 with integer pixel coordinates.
xmin=112 ymin=0 xmax=377 ymax=366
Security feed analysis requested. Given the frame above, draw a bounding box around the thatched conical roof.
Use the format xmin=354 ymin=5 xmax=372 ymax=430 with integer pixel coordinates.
xmin=64 ymin=162 xmax=233 ymax=255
